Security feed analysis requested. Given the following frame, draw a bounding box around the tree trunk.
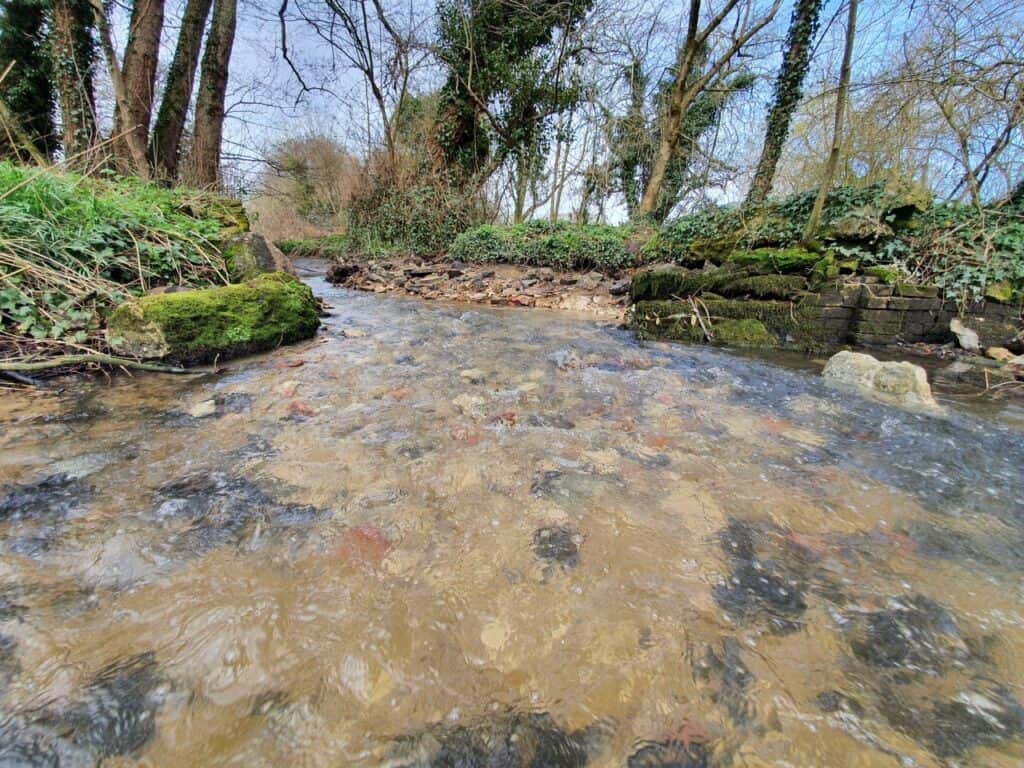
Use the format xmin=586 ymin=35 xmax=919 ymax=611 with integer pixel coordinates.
xmin=803 ymin=0 xmax=858 ymax=242
xmin=50 ymin=0 xmax=98 ymax=162
xmin=0 ymin=0 xmax=59 ymax=159
xmin=636 ymin=2 xmax=703 ymax=220
xmin=745 ymin=0 xmax=823 ymax=207
xmin=149 ymin=0 xmax=213 ymax=182
xmin=90 ymin=0 xmax=149 ymax=178
xmin=114 ymin=0 xmax=165 ymax=170
xmin=182 ymin=0 xmax=237 ymax=188
xmin=513 ymin=155 xmax=529 ymax=224
xmin=636 ymin=0 xmax=781 ymax=219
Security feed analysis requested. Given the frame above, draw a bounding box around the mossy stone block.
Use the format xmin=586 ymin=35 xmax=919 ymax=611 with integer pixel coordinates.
xmin=725 ymin=247 xmax=821 ymax=274
xmin=107 ymin=272 xmax=319 ymax=364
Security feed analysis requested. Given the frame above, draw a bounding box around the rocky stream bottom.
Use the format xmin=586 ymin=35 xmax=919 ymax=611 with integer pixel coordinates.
xmin=1 ymin=264 xmax=1024 ymax=767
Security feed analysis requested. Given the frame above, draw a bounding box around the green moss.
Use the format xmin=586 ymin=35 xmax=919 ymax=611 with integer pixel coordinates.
xmin=812 ymin=254 xmax=840 ymax=280
xmin=727 ymin=275 xmax=806 ymax=299
xmin=984 ymin=280 xmax=1014 ymax=304
xmin=712 ymin=318 xmax=776 ymax=348
xmin=106 ymin=272 xmax=319 ymax=364
xmin=725 ymin=247 xmax=821 ymax=273
xmin=863 ymin=265 xmax=899 ymax=284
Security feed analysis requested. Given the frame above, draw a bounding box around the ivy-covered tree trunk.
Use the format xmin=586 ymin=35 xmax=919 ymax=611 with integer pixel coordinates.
xmin=50 ymin=0 xmax=98 ymax=161
xmin=651 ymin=72 xmax=755 ymax=223
xmin=0 ymin=0 xmax=58 ymax=159
xmin=804 ymin=0 xmax=858 ymax=241
xmin=746 ymin=0 xmax=822 ymax=207
xmin=113 ymin=0 xmax=165 ymax=171
xmin=182 ymin=0 xmax=237 ymax=189
xmin=149 ymin=0 xmax=212 ymax=182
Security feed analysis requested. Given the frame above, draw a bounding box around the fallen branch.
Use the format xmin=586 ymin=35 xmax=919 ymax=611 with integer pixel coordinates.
xmin=0 ymin=353 xmax=201 ymax=374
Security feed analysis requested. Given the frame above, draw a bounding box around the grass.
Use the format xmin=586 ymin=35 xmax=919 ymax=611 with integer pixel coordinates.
xmin=0 ymin=162 xmax=239 ymax=360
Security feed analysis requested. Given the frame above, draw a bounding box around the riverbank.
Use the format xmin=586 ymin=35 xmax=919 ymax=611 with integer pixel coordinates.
xmin=324 ymin=253 xmax=632 ymax=322
xmin=321 ymin=254 xmax=1024 ymax=399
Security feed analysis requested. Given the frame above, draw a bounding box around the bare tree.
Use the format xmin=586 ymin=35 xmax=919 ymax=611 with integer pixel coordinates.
xmin=636 ymin=0 xmax=782 ymax=219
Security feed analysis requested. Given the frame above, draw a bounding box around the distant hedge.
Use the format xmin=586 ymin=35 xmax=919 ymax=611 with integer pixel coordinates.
xmin=449 ymin=221 xmax=643 ymax=272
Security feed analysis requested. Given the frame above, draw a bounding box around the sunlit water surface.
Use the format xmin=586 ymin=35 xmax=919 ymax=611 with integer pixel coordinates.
xmin=2 ymin=264 xmax=1023 ymax=767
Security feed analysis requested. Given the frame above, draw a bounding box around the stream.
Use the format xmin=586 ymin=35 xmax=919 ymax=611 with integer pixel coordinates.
xmin=2 ymin=262 xmax=1024 ymax=767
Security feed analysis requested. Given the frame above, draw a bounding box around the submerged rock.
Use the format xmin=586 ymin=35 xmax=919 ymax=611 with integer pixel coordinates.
xmin=695 ymin=638 xmax=753 ymax=725
xmin=106 ymin=272 xmax=320 ymax=365
xmin=0 ymin=474 xmax=93 ymax=559
xmin=0 ymin=634 xmax=19 ymax=694
xmin=822 ymin=351 xmax=936 ymax=408
xmin=0 ymin=474 xmax=91 ymax=523
xmin=149 ymin=472 xmax=326 ymax=553
xmin=627 ymin=740 xmax=709 ymax=768
xmin=384 ymin=710 xmax=607 ymax=768
xmin=878 ymin=682 xmax=1024 ymax=759
xmin=0 ymin=653 xmax=165 ymax=766
xmin=844 ymin=595 xmax=970 ymax=676
xmin=532 ymin=526 xmax=581 ymax=569
xmin=713 ymin=519 xmax=807 ymax=632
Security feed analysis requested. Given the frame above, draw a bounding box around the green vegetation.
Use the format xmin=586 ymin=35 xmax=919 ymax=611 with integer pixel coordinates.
xmin=106 ymin=272 xmax=319 ymax=364
xmin=0 ymin=163 xmax=245 ymax=358
xmin=449 ymin=221 xmax=638 ymax=271
xmin=276 ymin=235 xmax=349 ymax=260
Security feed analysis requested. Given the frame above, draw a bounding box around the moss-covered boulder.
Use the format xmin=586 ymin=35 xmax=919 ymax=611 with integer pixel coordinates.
xmin=106 ymin=273 xmax=319 ymax=364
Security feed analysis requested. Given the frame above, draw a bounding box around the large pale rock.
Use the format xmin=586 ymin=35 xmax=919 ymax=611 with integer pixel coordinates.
xmin=950 ymin=317 xmax=981 ymax=352
xmin=823 ymin=350 xmax=937 ymax=408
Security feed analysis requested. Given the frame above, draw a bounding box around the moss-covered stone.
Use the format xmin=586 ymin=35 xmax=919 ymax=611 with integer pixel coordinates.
xmin=725 ymin=247 xmax=821 ymax=273
xmin=726 ymin=275 xmax=807 ymax=299
xmin=713 ymin=318 xmax=776 ymax=348
xmin=863 ymin=265 xmax=899 ymax=284
xmin=106 ymin=272 xmax=319 ymax=364
xmin=984 ymin=281 xmax=1015 ymax=304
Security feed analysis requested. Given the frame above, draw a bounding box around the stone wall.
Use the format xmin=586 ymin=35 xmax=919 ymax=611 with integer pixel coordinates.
xmin=632 ymin=269 xmax=1022 ymax=351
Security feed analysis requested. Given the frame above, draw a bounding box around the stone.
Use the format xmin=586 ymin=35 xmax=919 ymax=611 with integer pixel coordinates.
xmin=984 ymin=280 xmax=1014 ymax=304
xmin=986 ymin=346 xmax=1016 ymax=362
xmin=452 ymin=393 xmax=486 ymax=418
xmin=107 ymin=273 xmax=320 ymax=365
xmin=459 ymin=368 xmax=487 ymax=384
xmin=713 ymin=519 xmax=808 ymax=632
xmin=627 ymin=740 xmax=709 ymax=768
xmin=384 ymin=711 xmax=607 ymax=768
xmin=0 ymin=653 xmax=165 ymax=765
xmin=822 ymin=351 xmax=936 ymax=408
xmin=844 ymin=595 xmax=969 ymax=675
xmin=223 ymin=232 xmax=294 ymax=281
xmin=532 ymin=525 xmax=581 ymax=568
xmin=949 ymin=317 xmax=981 ymax=352
xmin=325 ymin=262 xmax=360 ymax=283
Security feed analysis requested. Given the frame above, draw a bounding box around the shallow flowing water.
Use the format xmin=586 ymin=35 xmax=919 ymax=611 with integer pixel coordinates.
xmin=2 ymin=263 xmax=1024 ymax=767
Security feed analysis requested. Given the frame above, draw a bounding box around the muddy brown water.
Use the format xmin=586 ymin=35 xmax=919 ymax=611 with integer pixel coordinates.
xmin=1 ymin=263 xmax=1023 ymax=767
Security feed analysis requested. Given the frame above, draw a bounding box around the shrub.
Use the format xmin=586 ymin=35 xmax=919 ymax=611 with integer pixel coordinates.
xmin=450 ymin=221 xmax=636 ymax=272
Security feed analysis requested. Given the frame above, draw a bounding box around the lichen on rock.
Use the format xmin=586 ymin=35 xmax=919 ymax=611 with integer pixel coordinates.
xmin=822 ymin=350 xmax=937 ymax=408
xmin=106 ymin=272 xmax=320 ymax=364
